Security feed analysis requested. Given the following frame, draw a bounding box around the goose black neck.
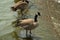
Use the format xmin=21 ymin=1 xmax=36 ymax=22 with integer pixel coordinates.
xmin=34 ymin=15 xmax=38 ymax=22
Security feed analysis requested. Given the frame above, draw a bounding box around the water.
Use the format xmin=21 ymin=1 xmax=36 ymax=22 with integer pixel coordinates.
xmin=0 ymin=0 xmax=60 ymax=40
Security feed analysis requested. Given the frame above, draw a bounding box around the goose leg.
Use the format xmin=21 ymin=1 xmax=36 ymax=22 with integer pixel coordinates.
xmin=30 ymin=30 xmax=32 ymax=37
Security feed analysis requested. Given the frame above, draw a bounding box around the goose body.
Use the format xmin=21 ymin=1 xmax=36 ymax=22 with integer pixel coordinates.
xmin=19 ymin=19 xmax=34 ymax=25
xmin=22 ymin=22 xmax=38 ymax=30
xmin=11 ymin=1 xmax=28 ymax=11
xmin=19 ymin=19 xmax=38 ymax=30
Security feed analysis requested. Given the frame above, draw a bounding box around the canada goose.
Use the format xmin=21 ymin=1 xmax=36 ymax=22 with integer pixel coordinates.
xmin=11 ymin=0 xmax=29 ymax=11
xmin=18 ymin=12 xmax=41 ymax=37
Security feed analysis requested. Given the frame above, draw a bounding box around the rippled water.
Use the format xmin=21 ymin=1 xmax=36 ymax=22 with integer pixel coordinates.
xmin=0 ymin=0 xmax=60 ymax=40
xmin=0 ymin=0 xmax=16 ymax=36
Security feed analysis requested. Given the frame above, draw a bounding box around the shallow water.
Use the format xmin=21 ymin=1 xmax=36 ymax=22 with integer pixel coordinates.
xmin=0 ymin=0 xmax=60 ymax=40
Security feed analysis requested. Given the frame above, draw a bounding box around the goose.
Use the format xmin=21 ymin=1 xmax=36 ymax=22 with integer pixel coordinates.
xmin=11 ymin=0 xmax=29 ymax=11
xmin=17 ymin=12 xmax=41 ymax=37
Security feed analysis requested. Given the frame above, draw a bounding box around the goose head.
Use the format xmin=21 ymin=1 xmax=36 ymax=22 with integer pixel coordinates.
xmin=38 ymin=12 xmax=41 ymax=16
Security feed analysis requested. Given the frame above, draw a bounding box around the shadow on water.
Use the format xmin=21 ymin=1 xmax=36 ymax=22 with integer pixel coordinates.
xmin=22 ymin=37 xmax=33 ymax=40
xmin=22 ymin=36 xmax=42 ymax=40
xmin=18 ymin=30 xmax=42 ymax=40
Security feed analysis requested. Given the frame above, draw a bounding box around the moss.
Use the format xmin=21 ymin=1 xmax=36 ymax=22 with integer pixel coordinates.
xmin=12 ymin=31 xmax=19 ymax=40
